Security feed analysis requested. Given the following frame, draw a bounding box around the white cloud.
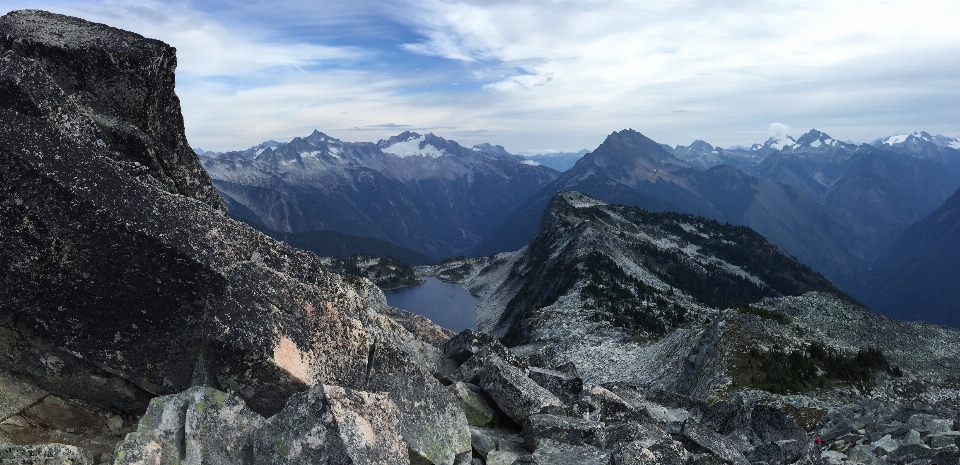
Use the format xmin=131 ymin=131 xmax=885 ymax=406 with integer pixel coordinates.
xmin=4 ymin=0 xmax=363 ymax=78
xmin=3 ymin=0 xmax=960 ymax=152
xmin=769 ymin=123 xmax=792 ymax=140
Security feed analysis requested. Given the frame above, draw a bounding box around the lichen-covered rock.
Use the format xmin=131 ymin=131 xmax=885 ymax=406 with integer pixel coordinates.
xmin=469 ymin=426 xmax=527 ymax=459
xmin=114 ymin=386 xmax=263 ymax=465
xmin=680 ymin=420 xmax=749 ymax=465
xmin=522 ymin=414 xmax=604 ymax=450
xmin=610 ymin=440 xmax=685 ymax=465
xmin=364 ymin=342 xmax=470 ymax=464
xmin=744 ymin=440 xmax=803 ymax=465
xmin=527 ymin=367 xmax=582 ymax=403
xmin=485 ymin=450 xmax=519 ymax=465
xmin=603 ymin=422 xmax=671 ymax=450
xmin=444 ymin=329 xmax=515 ymax=366
xmin=528 ymin=439 xmax=609 ymax=465
xmin=252 ymin=384 xmax=408 ymax=465
xmin=700 ymin=396 xmax=750 ymax=438
xmin=0 ymin=10 xmax=223 ymax=211
xmin=0 ymin=444 xmax=94 ymax=464
xmin=478 ymin=356 xmax=562 ymax=424
xmin=750 ymin=404 xmax=806 ymax=445
xmin=578 ymin=385 xmax=646 ymax=423
xmin=447 ymin=346 xmax=526 ymax=385
xmin=447 ymin=382 xmax=496 ymax=426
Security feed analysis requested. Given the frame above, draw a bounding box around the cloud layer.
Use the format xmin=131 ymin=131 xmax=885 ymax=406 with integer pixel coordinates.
xmin=3 ymin=0 xmax=959 ymax=153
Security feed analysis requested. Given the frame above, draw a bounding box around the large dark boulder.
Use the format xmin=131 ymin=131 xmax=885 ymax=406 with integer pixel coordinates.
xmin=0 ymin=9 xmax=224 ymax=211
xmin=0 ymin=9 xmax=457 ymax=440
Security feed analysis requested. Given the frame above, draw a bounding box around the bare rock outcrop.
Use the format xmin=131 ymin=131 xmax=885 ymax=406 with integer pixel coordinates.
xmin=0 ymin=9 xmax=468 ymax=463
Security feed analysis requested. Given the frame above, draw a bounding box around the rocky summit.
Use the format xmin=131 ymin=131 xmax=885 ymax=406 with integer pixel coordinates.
xmin=431 ymin=191 xmax=960 ymax=464
xmin=3 ymin=8 xmax=960 ymax=465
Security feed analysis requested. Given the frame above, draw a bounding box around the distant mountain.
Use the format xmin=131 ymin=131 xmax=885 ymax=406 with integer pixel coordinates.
xmin=867 ymin=187 xmax=960 ymax=327
xmin=871 ymin=131 xmax=960 ymax=175
xmin=200 ymin=130 xmax=559 ymax=260
xmin=463 ymin=191 xmax=847 ymax=343
xmin=435 ymin=192 xmax=960 ymax=422
xmin=519 ymin=149 xmax=589 ymax=172
xmin=472 ymin=129 xmax=869 ymax=293
xmin=744 ymin=130 xmax=960 ymax=272
xmin=662 ymin=140 xmax=763 ymax=172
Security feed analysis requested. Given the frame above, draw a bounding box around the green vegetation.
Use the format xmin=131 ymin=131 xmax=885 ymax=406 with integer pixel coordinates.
xmin=628 ymin=239 xmax=775 ymax=308
xmin=323 ymin=255 xmax=422 ymax=290
xmin=733 ymin=304 xmax=791 ymax=325
xmin=580 ymin=252 xmax=686 ymax=335
xmin=744 ymin=342 xmax=902 ymax=394
xmin=615 ymin=206 xmax=848 ymax=306
xmin=436 ymin=257 xmax=475 ymax=282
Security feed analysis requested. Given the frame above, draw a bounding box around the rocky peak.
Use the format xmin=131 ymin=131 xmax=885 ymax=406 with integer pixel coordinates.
xmin=0 ymin=9 xmax=225 ymax=211
xmin=688 ymin=139 xmax=714 ymax=152
xmin=376 ymin=130 xmax=422 ymax=148
xmin=795 ymin=128 xmax=828 ymax=146
xmin=472 ymin=142 xmax=513 ymax=157
xmin=580 ymin=129 xmax=688 ymax=185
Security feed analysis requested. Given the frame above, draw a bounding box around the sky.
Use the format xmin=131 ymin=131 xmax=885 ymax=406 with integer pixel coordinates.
xmin=3 ymin=0 xmax=960 ymax=154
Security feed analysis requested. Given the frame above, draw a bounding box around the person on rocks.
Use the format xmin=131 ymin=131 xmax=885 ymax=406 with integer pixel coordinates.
xmin=814 ymin=436 xmax=823 ymax=454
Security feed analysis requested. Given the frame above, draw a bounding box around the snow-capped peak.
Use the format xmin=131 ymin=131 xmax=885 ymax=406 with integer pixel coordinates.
xmin=765 ymin=135 xmax=797 ymax=151
xmin=881 ymin=133 xmax=915 ymax=145
xmin=795 ymin=129 xmax=840 ymax=148
xmin=381 ymin=133 xmax=447 ymax=158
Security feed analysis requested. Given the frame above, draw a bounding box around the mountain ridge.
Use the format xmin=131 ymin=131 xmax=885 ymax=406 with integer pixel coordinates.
xmin=201 ymin=130 xmax=560 ymax=259
xmin=471 ymin=129 xmax=870 ymax=294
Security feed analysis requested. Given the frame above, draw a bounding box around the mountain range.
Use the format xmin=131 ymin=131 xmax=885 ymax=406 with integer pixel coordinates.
xmin=473 ymin=129 xmax=873 ymax=294
xmin=199 ymin=131 xmax=558 ymax=260
xmin=6 ymin=10 xmax=960 ymax=464
xmin=203 ymin=127 xmax=960 ymax=325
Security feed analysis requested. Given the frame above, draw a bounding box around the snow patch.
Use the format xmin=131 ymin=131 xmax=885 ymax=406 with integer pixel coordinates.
xmin=255 ymin=148 xmax=267 ymax=156
xmin=563 ymin=194 xmax=606 ymax=209
xmin=770 ymin=138 xmax=796 ymax=150
xmin=950 ymin=139 xmax=960 ymax=150
xmin=883 ymin=134 xmax=909 ymax=145
xmin=522 ymin=160 xmax=540 ymax=166
xmin=810 ymin=139 xmax=822 ymax=148
xmin=382 ymin=135 xmax=446 ymax=158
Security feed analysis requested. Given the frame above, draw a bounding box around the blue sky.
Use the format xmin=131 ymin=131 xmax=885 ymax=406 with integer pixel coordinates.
xmin=3 ymin=0 xmax=960 ymax=153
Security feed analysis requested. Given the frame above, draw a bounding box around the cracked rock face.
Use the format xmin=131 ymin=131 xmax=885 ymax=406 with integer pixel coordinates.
xmin=0 ymin=13 xmax=475 ymax=463
xmin=114 ymin=385 xmax=410 ymax=465
xmin=253 ymin=384 xmax=408 ymax=465
xmin=0 ymin=8 xmax=383 ymax=417
xmin=114 ymin=386 xmax=264 ymax=465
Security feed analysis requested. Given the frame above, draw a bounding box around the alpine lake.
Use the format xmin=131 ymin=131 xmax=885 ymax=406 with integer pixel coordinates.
xmin=383 ymin=277 xmax=479 ymax=332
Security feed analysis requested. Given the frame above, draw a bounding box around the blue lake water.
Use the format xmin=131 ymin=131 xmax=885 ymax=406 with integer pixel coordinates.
xmin=383 ymin=277 xmax=478 ymax=332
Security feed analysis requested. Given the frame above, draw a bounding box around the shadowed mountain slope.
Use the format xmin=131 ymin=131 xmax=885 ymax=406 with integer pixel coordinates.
xmin=201 ymin=131 xmax=559 ymax=260
xmin=471 ymin=129 xmax=868 ymax=293
xmin=867 ymin=187 xmax=960 ymax=327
